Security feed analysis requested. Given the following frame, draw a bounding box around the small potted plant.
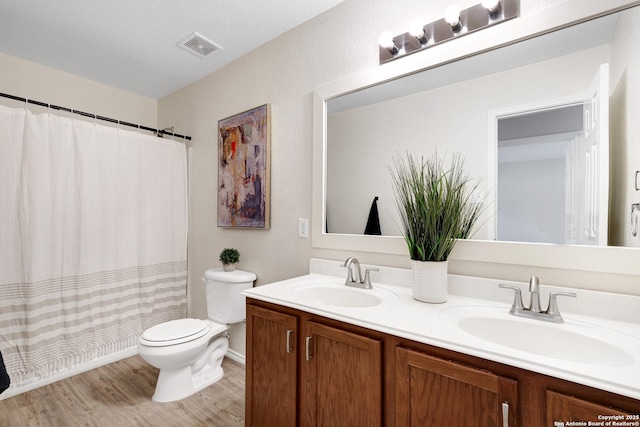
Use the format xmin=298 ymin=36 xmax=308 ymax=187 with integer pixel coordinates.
xmin=219 ymin=248 xmax=240 ymax=272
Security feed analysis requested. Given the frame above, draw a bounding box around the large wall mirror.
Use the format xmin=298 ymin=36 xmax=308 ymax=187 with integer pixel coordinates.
xmin=312 ymin=0 xmax=640 ymax=275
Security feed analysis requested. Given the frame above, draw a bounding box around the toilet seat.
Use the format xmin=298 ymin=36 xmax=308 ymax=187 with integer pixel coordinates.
xmin=140 ymin=319 xmax=226 ymax=347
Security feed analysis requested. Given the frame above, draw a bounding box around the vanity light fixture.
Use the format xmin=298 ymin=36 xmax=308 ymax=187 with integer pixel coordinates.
xmin=379 ymin=0 xmax=519 ymax=64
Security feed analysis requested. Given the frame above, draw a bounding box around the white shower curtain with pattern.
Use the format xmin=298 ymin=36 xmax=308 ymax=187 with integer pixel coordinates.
xmin=0 ymin=105 xmax=188 ymax=388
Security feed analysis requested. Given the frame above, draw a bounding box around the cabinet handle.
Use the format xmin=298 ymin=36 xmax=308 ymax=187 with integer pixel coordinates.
xmin=305 ymin=336 xmax=313 ymax=361
xmin=286 ymin=329 xmax=294 ymax=353
xmin=502 ymin=402 xmax=509 ymax=427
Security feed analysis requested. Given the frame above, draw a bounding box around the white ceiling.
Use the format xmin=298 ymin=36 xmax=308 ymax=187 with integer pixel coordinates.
xmin=0 ymin=0 xmax=344 ymax=99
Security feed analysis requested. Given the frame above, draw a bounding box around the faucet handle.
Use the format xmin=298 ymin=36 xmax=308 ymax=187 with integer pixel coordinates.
xmin=362 ymin=268 xmax=379 ymax=289
xmin=545 ymin=291 xmax=577 ymax=316
xmin=498 ymin=284 xmax=525 ymax=312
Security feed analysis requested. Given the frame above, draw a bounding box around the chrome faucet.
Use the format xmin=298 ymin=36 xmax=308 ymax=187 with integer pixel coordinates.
xmin=343 ymin=257 xmax=362 ymax=283
xmin=528 ymin=276 xmax=542 ymax=313
xmin=341 ymin=257 xmax=378 ymax=289
xmin=499 ymin=276 xmax=576 ymax=323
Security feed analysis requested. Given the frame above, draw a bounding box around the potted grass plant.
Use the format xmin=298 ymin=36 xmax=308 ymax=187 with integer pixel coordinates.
xmin=219 ymin=248 xmax=240 ymax=272
xmin=390 ymin=151 xmax=484 ymax=303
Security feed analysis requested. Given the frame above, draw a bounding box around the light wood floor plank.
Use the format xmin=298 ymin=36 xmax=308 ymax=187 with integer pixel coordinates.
xmin=0 ymin=356 xmax=245 ymax=426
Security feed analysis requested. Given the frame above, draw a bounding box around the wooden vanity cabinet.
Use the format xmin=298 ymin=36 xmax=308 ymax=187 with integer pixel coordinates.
xmin=245 ymin=305 xmax=298 ymax=427
xmin=246 ymin=302 xmax=384 ymax=427
xmin=246 ymin=299 xmax=640 ymax=427
xmin=396 ymin=347 xmax=518 ymax=426
xmin=301 ymin=321 xmax=382 ymax=427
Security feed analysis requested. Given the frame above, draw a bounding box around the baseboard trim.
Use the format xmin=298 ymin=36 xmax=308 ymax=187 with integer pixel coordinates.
xmin=225 ymin=349 xmax=246 ymax=365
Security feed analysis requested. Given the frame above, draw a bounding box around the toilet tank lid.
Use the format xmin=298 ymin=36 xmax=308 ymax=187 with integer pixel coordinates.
xmin=204 ymin=268 xmax=256 ymax=283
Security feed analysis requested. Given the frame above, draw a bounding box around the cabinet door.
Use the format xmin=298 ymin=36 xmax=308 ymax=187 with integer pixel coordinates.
xmin=302 ymin=321 xmax=382 ymax=427
xmin=547 ymin=390 xmax=632 ymax=424
xmin=396 ymin=347 xmax=518 ymax=427
xmin=246 ymin=305 xmax=298 ymax=427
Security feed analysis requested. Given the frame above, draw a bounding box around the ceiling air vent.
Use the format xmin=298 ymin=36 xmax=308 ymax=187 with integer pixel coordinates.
xmin=178 ymin=32 xmax=222 ymax=58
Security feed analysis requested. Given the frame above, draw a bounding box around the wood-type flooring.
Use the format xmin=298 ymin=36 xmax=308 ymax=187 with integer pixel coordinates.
xmin=0 ymin=356 xmax=245 ymax=426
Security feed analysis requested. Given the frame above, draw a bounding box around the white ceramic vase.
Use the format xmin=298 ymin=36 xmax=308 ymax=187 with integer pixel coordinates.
xmin=223 ymin=263 xmax=236 ymax=272
xmin=411 ymin=260 xmax=448 ymax=303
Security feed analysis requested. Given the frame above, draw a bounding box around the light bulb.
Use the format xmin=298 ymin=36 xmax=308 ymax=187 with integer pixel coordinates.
xmin=378 ymin=32 xmax=394 ymax=49
xmin=409 ymin=19 xmax=428 ymax=44
xmin=444 ymin=5 xmax=462 ymax=32
xmin=378 ymin=31 xmax=398 ymax=54
xmin=482 ymin=0 xmax=502 ymax=16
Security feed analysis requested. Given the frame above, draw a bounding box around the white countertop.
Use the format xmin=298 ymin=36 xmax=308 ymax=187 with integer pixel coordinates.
xmin=243 ymin=258 xmax=640 ymax=400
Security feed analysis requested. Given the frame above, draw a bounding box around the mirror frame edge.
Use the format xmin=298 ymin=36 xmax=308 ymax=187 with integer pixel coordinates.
xmin=312 ymin=0 xmax=640 ymax=276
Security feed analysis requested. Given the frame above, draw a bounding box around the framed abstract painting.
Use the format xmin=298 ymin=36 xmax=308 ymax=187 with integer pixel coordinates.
xmin=218 ymin=104 xmax=271 ymax=229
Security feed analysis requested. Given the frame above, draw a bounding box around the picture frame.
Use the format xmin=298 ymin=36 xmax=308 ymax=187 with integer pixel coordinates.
xmin=218 ymin=104 xmax=271 ymax=229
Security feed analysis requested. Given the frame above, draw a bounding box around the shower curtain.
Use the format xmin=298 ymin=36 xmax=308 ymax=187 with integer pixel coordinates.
xmin=0 ymin=105 xmax=188 ymax=388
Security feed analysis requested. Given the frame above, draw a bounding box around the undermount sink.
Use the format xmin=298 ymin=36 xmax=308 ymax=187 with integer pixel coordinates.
xmin=442 ymin=306 xmax=635 ymax=366
xmin=291 ymin=282 xmax=398 ymax=308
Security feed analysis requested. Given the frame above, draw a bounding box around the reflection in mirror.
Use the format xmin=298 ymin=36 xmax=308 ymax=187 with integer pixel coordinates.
xmin=496 ymin=103 xmax=588 ymax=244
xmin=325 ymin=6 xmax=640 ymax=248
xmin=493 ymin=61 xmax=609 ymax=246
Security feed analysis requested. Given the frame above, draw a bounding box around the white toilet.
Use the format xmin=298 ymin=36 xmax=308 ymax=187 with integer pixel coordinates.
xmin=138 ymin=268 xmax=256 ymax=402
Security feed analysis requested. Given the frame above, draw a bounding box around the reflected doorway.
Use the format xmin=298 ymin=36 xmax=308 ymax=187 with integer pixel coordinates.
xmin=489 ymin=64 xmax=609 ymax=245
xmin=497 ymin=105 xmax=581 ymax=244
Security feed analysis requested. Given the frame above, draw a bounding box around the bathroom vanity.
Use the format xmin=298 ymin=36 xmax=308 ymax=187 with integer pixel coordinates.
xmin=244 ymin=259 xmax=640 ymax=426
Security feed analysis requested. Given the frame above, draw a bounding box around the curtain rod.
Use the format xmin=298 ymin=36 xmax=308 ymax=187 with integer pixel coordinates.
xmin=0 ymin=92 xmax=191 ymax=141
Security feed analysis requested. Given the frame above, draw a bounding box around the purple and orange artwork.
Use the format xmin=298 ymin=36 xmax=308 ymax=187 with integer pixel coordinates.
xmin=218 ymin=104 xmax=270 ymax=228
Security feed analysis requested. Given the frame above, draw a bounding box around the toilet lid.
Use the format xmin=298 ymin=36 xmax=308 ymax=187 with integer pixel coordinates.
xmin=141 ymin=318 xmax=212 ymax=346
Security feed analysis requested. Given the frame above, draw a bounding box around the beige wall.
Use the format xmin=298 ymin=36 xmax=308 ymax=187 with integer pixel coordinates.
xmin=0 ymin=52 xmax=157 ymax=127
xmin=159 ymin=0 xmax=395 ymax=354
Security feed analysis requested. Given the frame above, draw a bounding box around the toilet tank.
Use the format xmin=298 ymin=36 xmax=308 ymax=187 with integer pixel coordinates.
xmin=202 ymin=268 xmax=256 ymax=324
